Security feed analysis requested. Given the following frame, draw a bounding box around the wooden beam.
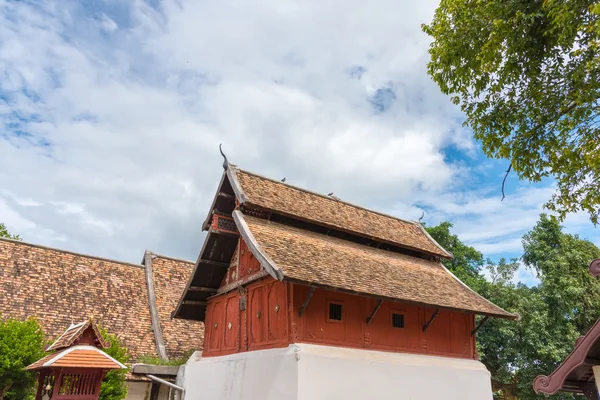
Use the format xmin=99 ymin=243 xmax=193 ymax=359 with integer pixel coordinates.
xmin=199 ymin=259 xmax=229 ymax=268
xmin=584 ymin=357 xmax=600 ymax=365
xmin=422 ymin=309 xmax=440 ymax=332
xmin=366 ymin=300 xmax=383 ymax=325
xmin=182 ymin=300 xmax=207 ymax=306
xmin=298 ymin=287 xmax=316 ymax=317
xmin=144 ymin=252 xmax=169 ymax=361
xmin=471 ymin=316 xmax=489 ymax=336
xmin=217 ymin=191 xmax=235 ymax=200
xmin=188 ymin=286 xmax=217 ymax=293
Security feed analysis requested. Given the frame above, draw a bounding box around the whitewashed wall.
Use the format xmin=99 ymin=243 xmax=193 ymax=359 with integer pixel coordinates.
xmin=179 ymin=344 xmax=493 ymax=400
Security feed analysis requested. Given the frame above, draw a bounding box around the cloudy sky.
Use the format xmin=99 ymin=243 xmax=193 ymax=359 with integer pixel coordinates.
xmin=1 ymin=0 xmax=597 ymax=285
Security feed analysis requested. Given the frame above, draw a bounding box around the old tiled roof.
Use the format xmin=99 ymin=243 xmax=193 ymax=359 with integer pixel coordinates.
xmin=229 ymin=167 xmax=452 ymax=259
xmin=27 ymin=345 xmax=126 ymax=370
xmin=0 ymin=238 xmax=204 ymax=360
xmin=235 ymin=212 xmax=515 ymax=319
xmin=46 ymin=319 xmax=107 ymax=351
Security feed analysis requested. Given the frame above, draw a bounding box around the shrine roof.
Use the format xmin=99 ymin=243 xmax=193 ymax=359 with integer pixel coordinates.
xmin=235 ymin=211 xmax=516 ymax=319
xmin=46 ymin=319 xmax=106 ymax=352
xmin=26 ymin=345 xmax=126 ymax=370
xmin=228 ymin=166 xmax=452 ymax=259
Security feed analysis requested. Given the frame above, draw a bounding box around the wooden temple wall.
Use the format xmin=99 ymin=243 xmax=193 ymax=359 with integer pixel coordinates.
xmin=203 ymin=239 xmax=475 ymax=359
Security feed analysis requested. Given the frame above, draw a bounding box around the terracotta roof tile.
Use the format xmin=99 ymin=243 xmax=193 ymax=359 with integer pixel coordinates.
xmin=150 ymin=255 xmax=204 ymax=358
xmin=240 ymin=214 xmax=514 ymax=318
xmin=0 ymin=238 xmax=204 ymax=361
xmin=231 ymin=167 xmax=452 ymax=258
xmin=27 ymin=346 xmax=126 ymax=370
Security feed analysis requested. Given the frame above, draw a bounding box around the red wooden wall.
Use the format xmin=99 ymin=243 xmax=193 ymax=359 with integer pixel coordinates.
xmin=203 ymin=238 xmax=475 ymax=359
xmin=290 ymin=285 xmax=475 ymax=359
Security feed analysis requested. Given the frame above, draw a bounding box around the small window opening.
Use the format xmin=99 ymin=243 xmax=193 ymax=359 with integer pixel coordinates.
xmin=392 ymin=313 xmax=404 ymax=328
xmin=329 ymin=303 xmax=343 ymax=321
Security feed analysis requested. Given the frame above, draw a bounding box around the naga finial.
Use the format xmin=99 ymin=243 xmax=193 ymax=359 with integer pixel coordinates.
xmin=419 ymin=211 xmax=425 ymax=223
xmin=219 ymin=143 xmax=229 ymax=170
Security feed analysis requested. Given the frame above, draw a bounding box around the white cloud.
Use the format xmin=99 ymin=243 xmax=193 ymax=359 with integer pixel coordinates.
xmin=0 ymin=0 xmax=596 ymax=265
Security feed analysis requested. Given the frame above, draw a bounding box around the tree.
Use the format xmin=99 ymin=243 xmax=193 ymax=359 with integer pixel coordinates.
xmin=425 ymin=221 xmax=487 ymax=292
xmin=99 ymin=331 xmax=129 ymax=400
xmin=479 ymin=215 xmax=600 ymax=399
xmin=0 ymin=317 xmax=45 ymax=400
xmin=427 ymin=216 xmax=600 ymax=399
xmin=0 ymin=224 xmax=20 ymax=241
xmin=422 ymin=0 xmax=600 ymax=224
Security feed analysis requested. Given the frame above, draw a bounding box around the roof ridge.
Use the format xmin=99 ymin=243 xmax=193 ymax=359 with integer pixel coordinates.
xmin=232 ymin=166 xmax=420 ymax=227
xmin=0 ymin=237 xmax=144 ymax=269
xmin=148 ymin=251 xmax=194 ymax=264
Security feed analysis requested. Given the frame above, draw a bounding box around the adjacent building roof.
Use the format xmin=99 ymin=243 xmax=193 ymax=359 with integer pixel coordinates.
xmin=0 ymin=238 xmax=204 ymax=361
xmin=235 ymin=211 xmax=515 ymax=319
xmin=27 ymin=345 xmax=127 ymax=370
xmin=229 ymin=167 xmax=452 ymax=259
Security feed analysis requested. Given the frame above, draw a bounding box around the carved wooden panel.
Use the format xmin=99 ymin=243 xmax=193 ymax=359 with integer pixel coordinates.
xmin=248 ymin=285 xmax=267 ymax=346
xmin=267 ymin=281 xmax=287 ymax=341
xmin=238 ymin=240 xmax=260 ymax=280
xmin=223 ymin=295 xmax=239 ymax=350
xmin=209 ymin=299 xmax=225 ymax=352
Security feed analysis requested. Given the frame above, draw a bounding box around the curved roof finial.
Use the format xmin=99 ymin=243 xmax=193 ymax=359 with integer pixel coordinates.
xmin=419 ymin=211 xmax=425 ymax=223
xmin=219 ymin=143 xmax=229 ymax=170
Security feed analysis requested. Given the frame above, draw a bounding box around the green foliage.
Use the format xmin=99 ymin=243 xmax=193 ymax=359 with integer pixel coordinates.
xmin=0 ymin=224 xmax=20 ymax=241
xmin=99 ymin=331 xmax=129 ymax=400
xmin=0 ymin=317 xmax=45 ymax=400
xmin=138 ymin=350 xmax=193 ymax=366
xmin=427 ymin=216 xmax=600 ymax=399
xmin=425 ymin=221 xmax=487 ymax=292
xmin=423 ymin=0 xmax=600 ymax=224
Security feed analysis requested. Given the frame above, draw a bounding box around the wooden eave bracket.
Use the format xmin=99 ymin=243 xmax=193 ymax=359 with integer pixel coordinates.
xmin=471 ymin=316 xmax=489 ymax=336
xmin=422 ymin=309 xmax=440 ymax=332
xmin=366 ymin=300 xmax=383 ymax=325
xmin=299 ymin=287 xmax=316 ymax=317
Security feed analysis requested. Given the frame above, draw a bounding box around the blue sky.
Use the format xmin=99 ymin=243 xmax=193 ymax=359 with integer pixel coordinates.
xmin=0 ymin=0 xmax=597 ymax=287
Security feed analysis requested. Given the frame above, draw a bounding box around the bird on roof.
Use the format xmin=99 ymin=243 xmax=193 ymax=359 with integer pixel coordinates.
xmin=281 ymin=177 xmax=286 ymax=182
xmin=328 ymin=192 xmax=341 ymax=201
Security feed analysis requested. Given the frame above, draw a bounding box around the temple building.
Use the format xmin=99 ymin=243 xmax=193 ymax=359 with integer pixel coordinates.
xmin=173 ymin=162 xmax=517 ymax=400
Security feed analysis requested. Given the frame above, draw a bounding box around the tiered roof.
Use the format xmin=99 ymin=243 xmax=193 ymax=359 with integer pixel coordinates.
xmin=27 ymin=319 xmax=126 ymax=371
xmin=175 ymin=164 xmax=516 ymax=321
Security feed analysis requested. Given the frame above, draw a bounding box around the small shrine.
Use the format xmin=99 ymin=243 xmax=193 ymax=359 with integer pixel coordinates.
xmin=27 ymin=318 xmax=126 ymax=400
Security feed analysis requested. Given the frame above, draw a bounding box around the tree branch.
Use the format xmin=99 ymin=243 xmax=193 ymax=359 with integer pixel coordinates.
xmin=501 ymin=163 xmax=512 ymax=201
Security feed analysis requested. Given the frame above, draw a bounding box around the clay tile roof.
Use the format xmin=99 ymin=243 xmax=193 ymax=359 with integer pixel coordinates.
xmin=27 ymin=346 xmax=126 ymax=370
xmin=229 ymin=167 xmax=452 ymax=259
xmin=235 ymin=212 xmax=515 ymax=319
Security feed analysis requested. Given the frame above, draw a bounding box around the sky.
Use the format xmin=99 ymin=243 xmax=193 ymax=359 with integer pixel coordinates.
xmin=0 ymin=0 xmax=598 ymax=286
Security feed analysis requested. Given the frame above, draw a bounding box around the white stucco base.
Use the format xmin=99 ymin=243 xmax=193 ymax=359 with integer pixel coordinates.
xmin=178 ymin=344 xmax=493 ymax=400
